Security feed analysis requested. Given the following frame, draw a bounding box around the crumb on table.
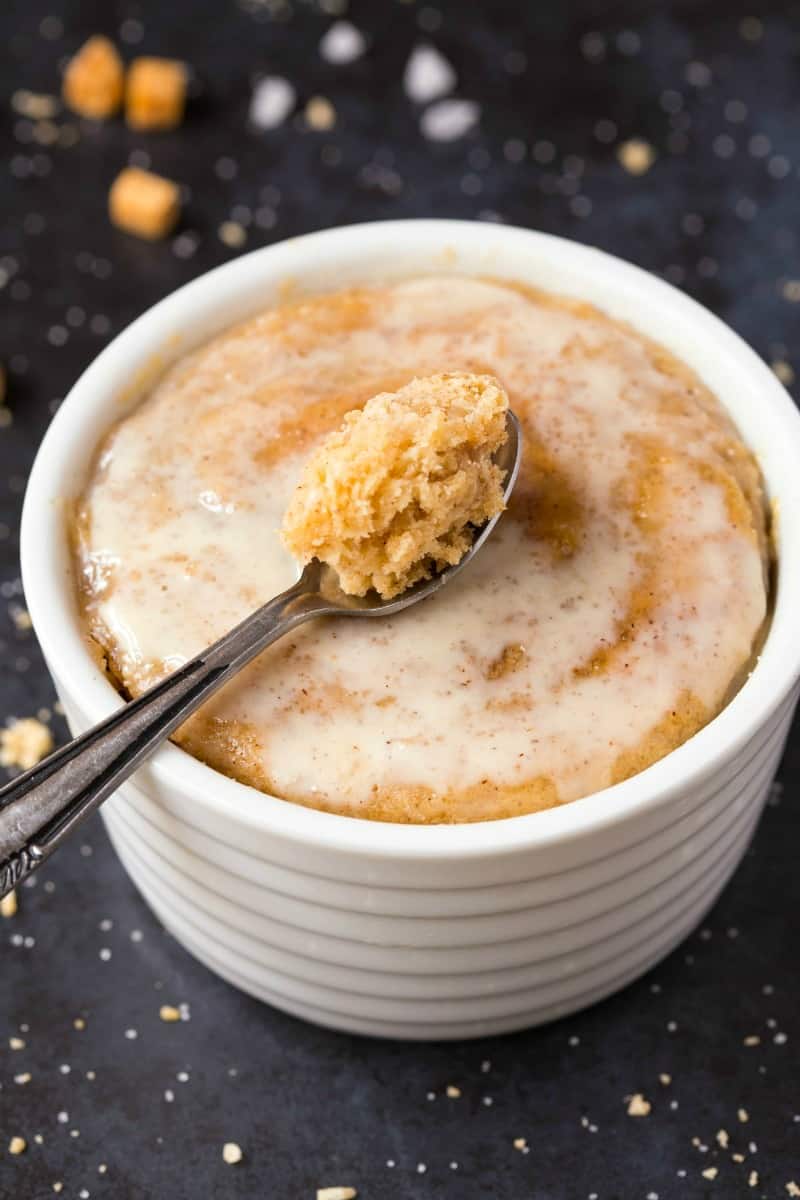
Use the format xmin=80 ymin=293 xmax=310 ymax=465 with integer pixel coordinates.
xmin=62 ymin=36 xmax=125 ymax=119
xmin=626 ymin=1093 xmax=651 ymax=1117
xmin=109 ymin=167 xmax=181 ymax=240
xmin=126 ymin=57 xmax=187 ymax=130
xmin=281 ymin=372 xmax=509 ymax=599
xmin=0 ymin=717 xmax=53 ymax=770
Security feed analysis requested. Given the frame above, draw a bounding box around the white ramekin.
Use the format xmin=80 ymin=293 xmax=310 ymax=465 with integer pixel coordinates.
xmin=21 ymin=220 xmax=800 ymax=1040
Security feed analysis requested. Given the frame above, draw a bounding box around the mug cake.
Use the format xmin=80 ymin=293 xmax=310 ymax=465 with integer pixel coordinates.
xmin=73 ymin=276 xmax=770 ymax=823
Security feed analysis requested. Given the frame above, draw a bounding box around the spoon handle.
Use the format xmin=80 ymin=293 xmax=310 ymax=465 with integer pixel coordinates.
xmin=0 ymin=564 xmax=325 ymax=897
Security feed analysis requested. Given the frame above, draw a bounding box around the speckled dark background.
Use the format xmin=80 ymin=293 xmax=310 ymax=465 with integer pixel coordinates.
xmin=1 ymin=1 xmax=799 ymax=1197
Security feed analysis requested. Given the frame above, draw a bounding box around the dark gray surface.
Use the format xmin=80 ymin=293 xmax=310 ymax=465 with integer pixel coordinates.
xmin=1 ymin=1 xmax=799 ymax=1196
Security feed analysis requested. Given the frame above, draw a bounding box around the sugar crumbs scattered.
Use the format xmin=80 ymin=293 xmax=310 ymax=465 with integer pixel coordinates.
xmin=0 ymin=717 xmax=53 ymax=769
xmin=319 ymin=21 xmax=366 ymax=65
xmin=249 ymin=76 xmax=295 ymax=130
xmin=627 ymin=1093 xmax=651 ymax=1117
xmin=617 ymin=138 xmax=656 ymax=175
xmin=403 ymin=44 xmax=456 ymax=104
xmin=420 ymin=98 xmax=479 ymax=142
xmin=218 ymin=222 xmax=247 ymax=249
xmin=305 ymin=96 xmax=336 ymax=131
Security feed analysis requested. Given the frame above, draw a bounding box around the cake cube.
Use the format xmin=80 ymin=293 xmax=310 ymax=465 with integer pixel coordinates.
xmin=109 ymin=167 xmax=181 ymax=240
xmin=62 ymin=35 xmax=125 ymax=119
xmin=126 ymin=57 xmax=187 ymax=130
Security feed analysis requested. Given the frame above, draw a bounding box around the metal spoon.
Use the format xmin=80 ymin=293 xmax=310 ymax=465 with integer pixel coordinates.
xmin=0 ymin=411 xmax=522 ymax=896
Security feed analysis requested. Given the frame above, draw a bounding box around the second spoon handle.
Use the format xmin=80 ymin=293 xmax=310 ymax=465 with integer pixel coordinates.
xmin=0 ymin=563 xmax=327 ymax=897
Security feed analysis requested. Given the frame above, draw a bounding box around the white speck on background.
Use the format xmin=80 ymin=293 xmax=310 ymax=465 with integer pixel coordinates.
xmin=249 ymin=77 xmax=296 ymax=130
xmin=420 ymin=98 xmax=479 ymax=142
xmin=320 ymin=21 xmax=366 ymax=64
xmin=404 ymin=44 xmax=456 ymax=103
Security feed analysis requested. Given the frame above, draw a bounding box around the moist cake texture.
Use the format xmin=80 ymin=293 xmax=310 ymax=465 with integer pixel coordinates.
xmin=281 ymin=371 xmax=509 ymax=598
xmin=74 ymin=276 xmax=771 ymax=823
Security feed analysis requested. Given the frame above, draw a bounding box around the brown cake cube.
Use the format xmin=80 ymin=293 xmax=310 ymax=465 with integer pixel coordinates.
xmin=109 ymin=167 xmax=181 ymax=240
xmin=126 ymin=57 xmax=187 ymax=130
xmin=62 ymin=35 xmax=125 ymax=119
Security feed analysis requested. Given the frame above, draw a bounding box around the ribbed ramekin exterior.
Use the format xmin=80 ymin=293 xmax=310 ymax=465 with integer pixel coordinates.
xmin=58 ymin=684 xmax=797 ymax=1039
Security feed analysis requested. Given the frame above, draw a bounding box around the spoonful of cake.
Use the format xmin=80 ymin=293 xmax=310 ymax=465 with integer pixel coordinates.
xmin=0 ymin=373 xmax=521 ymax=895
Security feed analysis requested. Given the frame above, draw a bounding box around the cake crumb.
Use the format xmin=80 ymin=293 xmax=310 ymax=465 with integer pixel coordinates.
xmin=617 ymin=138 xmax=656 ymax=175
xmin=159 ymin=1005 xmax=181 ymax=1022
xmin=281 ymin=373 xmax=509 ymax=599
xmin=218 ymin=221 xmax=247 ymax=249
xmin=109 ymin=167 xmax=181 ymax=241
xmin=10 ymin=607 xmax=32 ymax=632
xmin=749 ymin=1171 xmax=759 ymax=1188
xmin=11 ymin=90 xmax=60 ymax=119
xmin=445 ymin=1085 xmax=461 ymax=1098
xmin=733 ymin=1153 xmax=745 ymax=1163
xmin=743 ymin=1035 xmax=760 ymax=1046
xmin=52 ymin=1184 xmax=63 ymax=1194
xmin=1 ymin=889 xmax=18 ymax=918
xmin=126 ymin=57 xmax=187 ymax=130
xmin=787 ymin=1183 xmax=800 ymax=1197
xmin=9 ymin=1036 xmax=25 ymax=1050
xmin=305 ymin=96 xmax=336 ymax=130
xmin=738 ymin=1108 xmax=749 ymax=1123
xmin=8 ymin=1136 xmax=26 ymax=1155
xmin=73 ymin=1018 xmax=86 ymax=1031
xmin=222 ymin=1142 xmax=243 ymax=1165
xmin=62 ymin=36 xmax=124 ymax=119
xmin=716 ymin=1129 xmax=729 ymax=1149
xmin=513 ymin=1137 xmax=528 ymax=1151
xmin=1 ymin=717 xmax=54 ymax=770
xmin=772 ymin=360 xmax=795 ymax=385
xmin=317 ymin=1189 xmax=357 ymax=1200
xmin=659 ymin=1073 xmax=672 ymax=1086
xmin=702 ymin=1166 xmax=718 ymax=1180
xmin=626 ymin=1093 xmax=651 ymax=1117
